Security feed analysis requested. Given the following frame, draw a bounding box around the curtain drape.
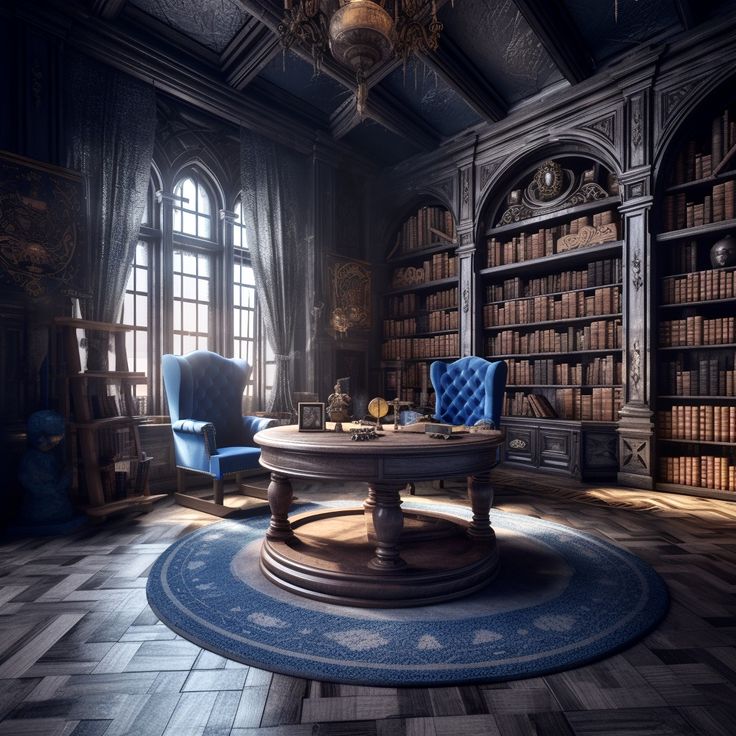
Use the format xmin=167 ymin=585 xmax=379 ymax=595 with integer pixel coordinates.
xmin=66 ymin=53 xmax=156 ymax=368
xmin=240 ymin=129 xmax=307 ymax=414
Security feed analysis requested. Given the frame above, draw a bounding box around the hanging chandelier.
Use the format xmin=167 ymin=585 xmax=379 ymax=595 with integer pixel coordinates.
xmin=279 ymin=0 xmax=446 ymax=117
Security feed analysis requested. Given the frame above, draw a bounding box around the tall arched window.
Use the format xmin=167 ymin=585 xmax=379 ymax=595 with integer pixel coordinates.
xmin=171 ymin=167 xmax=219 ymax=355
xmin=173 ymin=173 xmax=212 ymax=239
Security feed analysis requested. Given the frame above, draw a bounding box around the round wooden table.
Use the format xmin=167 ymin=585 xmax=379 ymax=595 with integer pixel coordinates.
xmin=254 ymin=424 xmax=505 ymax=607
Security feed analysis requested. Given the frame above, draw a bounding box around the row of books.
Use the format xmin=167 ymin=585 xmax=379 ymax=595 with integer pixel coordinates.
xmin=659 ymin=455 xmax=736 ymax=492
xmin=657 ymin=406 xmax=736 ymax=442
xmin=99 ymin=454 xmax=151 ymax=503
xmin=527 ymin=394 xmax=557 ymax=418
xmin=662 ymin=267 xmax=736 ymax=303
xmin=486 ymin=211 xmax=618 ymax=267
xmin=488 ymin=320 xmax=622 ymax=355
xmin=89 ymin=392 xmax=128 ymax=420
xmin=98 ymin=425 xmax=135 ymax=461
xmin=504 ymin=386 xmax=622 ymax=422
xmin=661 ymin=358 xmax=736 ymax=396
xmin=483 ymin=286 xmax=621 ymax=327
xmin=669 ymin=107 xmax=736 ymax=185
xmin=381 ymin=333 xmax=459 ymax=360
xmin=663 ymin=241 xmax=699 ymax=275
xmin=382 ymin=309 xmax=459 ymax=338
xmin=662 ymin=180 xmax=735 ymax=231
xmin=395 ymin=207 xmax=456 ymax=253
xmin=390 ymin=253 xmax=457 ymax=288
xmin=386 ymin=293 xmax=419 ymax=318
xmin=426 ymin=288 xmax=458 ymax=311
xmin=484 ymin=258 xmax=622 ymax=302
xmin=506 ymin=355 xmax=622 ymax=386
xmin=659 ymin=316 xmax=736 ymax=346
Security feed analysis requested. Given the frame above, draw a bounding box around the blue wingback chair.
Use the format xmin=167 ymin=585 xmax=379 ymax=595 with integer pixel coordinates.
xmin=430 ymin=356 xmax=507 ymax=430
xmin=162 ymin=350 xmax=277 ymax=517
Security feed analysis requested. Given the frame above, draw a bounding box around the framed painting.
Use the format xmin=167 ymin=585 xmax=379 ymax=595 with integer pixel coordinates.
xmin=327 ymin=254 xmax=371 ymax=335
xmin=298 ymin=402 xmax=325 ymax=432
xmin=0 ymin=151 xmax=89 ymax=299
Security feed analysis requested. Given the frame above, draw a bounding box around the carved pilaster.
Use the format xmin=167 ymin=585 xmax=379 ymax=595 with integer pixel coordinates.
xmin=457 ymin=229 xmax=475 ymax=359
xmin=617 ymin=174 xmax=654 ymax=489
xmin=460 ymin=166 xmax=473 ymax=222
xmin=627 ymin=91 xmax=649 ymax=169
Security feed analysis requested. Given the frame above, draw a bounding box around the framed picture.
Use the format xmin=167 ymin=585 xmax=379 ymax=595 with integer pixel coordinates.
xmin=0 ymin=151 xmax=89 ymax=299
xmin=327 ymin=254 xmax=371 ymax=335
xmin=298 ymin=402 xmax=325 ymax=432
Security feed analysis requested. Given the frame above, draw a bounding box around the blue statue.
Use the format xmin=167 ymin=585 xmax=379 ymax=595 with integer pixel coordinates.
xmin=17 ymin=410 xmax=76 ymax=524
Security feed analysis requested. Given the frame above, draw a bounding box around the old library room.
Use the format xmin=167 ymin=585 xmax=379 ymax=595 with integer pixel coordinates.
xmin=2 ymin=1 xmax=736 ymax=734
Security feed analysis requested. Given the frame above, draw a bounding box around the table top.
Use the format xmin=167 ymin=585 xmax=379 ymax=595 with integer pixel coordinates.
xmin=254 ymin=424 xmax=504 ymax=483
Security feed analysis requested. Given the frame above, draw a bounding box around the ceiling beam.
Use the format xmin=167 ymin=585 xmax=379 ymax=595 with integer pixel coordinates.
xmin=91 ymin=0 xmax=127 ymax=20
xmin=221 ymin=16 xmax=282 ymax=90
xmin=512 ymin=0 xmax=594 ymax=84
xmin=420 ymin=34 xmax=507 ymax=123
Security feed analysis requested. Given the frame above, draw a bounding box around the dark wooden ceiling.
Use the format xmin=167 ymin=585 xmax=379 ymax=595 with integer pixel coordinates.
xmin=89 ymin=0 xmax=736 ymax=166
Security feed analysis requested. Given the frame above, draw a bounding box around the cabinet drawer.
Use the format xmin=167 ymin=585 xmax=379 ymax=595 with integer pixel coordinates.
xmin=505 ymin=425 xmax=536 ymax=465
xmin=538 ymin=428 xmax=574 ymax=472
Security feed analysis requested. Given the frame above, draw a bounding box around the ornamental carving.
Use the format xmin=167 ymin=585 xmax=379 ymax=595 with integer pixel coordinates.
xmin=556 ymin=223 xmax=618 ymax=252
xmin=631 ymin=339 xmax=641 ymax=391
xmin=509 ymin=438 xmax=527 ymax=450
xmin=622 ymin=438 xmax=649 ymax=471
xmin=631 ymin=250 xmax=643 ymax=291
xmin=462 ymin=285 xmax=470 ymax=314
xmin=583 ymin=114 xmax=616 ymax=144
xmin=479 ymin=160 xmax=501 ymax=191
xmin=496 ymin=160 xmax=613 ymax=226
xmin=660 ymin=82 xmax=698 ymax=128
xmin=630 ymin=95 xmax=643 ymax=150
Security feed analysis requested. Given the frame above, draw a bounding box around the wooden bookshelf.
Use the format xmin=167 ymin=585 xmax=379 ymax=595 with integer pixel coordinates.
xmin=54 ymin=318 xmax=165 ymax=519
xmin=656 ymin=100 xmax=736 ymax=499
xmin=479 ymin=157 xmax=622 ymax=480
xmin=381 ymin=204 xmax=458 ymax=406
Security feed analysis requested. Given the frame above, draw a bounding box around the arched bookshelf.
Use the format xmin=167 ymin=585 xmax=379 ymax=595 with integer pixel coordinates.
xmin=655 ymin=93 xmax=736 ymax=499
xmin=477 ymin=156 xmax=623 ymax=480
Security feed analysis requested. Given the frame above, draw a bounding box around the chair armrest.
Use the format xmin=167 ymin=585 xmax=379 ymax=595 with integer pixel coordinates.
xmin=242 ymin=415 xmax=279 ymax=444
xmin=172 ymin=419 xmax=217 ymax=455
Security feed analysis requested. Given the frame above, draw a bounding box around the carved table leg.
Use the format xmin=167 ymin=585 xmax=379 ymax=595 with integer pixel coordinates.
xmin=266 ymin=472 xmax=294 ymax=540
xmin=366 ymin=482 xmax=406 ymax=571
xmin=467 ymin=472 xmax=496 ymax=541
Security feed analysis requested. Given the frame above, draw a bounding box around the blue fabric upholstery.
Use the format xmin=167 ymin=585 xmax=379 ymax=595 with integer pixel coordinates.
xmin=162 ymin=351 xmax=277 ymax=480
xmin=430 ymin=356 xmax=507 ymax=429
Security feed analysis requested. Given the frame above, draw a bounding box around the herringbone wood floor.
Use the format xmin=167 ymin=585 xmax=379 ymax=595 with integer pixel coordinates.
xmin=2 ymin=469 xmax=736 ymax=736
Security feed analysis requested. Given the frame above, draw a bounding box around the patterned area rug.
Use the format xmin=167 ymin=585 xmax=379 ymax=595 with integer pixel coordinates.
xmin=146 ymin=501 xmax=668 ymax=686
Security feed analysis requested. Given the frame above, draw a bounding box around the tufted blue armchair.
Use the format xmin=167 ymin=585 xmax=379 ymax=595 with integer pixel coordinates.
xmin=162 ymin=351 xmax=277 ymax=517
xmin=430 ymin=356 xmax=507 ymax=431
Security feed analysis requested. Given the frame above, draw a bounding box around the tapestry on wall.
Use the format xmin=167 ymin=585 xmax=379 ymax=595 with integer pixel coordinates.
xmin=327 ymin=254 xmax=371 ymax=335
xmin=0 ymin=151 xmax=88 ymax=299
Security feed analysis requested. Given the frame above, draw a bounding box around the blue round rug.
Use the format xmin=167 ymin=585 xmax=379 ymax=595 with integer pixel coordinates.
xmin=146 ymin=501 xmax=668 ymax=686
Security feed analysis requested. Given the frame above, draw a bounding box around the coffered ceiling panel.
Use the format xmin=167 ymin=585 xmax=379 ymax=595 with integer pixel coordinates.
xmin=560 ymin=0 xmax=681 ymax=62
xmin=129 ymin=0 xmax=249 ymax=52
xmin=258 ymin=50 xmax=352 ymax=117
xmin=342 ymin=119 xmax=424 ymax=167
xmin=378 ymin=59 xmax=483 ymax=138
xmin=440 ymin=0 xmax=565 ymax=106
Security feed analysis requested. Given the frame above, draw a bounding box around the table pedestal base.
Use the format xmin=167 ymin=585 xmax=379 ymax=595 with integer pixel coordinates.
xmin=260 ymin=507 xmax=500 ymax=608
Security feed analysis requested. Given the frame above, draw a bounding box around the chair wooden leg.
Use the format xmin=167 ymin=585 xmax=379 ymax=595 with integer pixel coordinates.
xmin=213 ymin=478 xmax=224 ymax=505
xmin=177 ymin=467 xmax=184 ymax=493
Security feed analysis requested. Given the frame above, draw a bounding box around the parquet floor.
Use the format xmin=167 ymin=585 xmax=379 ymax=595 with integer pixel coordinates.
xmin=2 ymin=469 xmax=736 ymax=736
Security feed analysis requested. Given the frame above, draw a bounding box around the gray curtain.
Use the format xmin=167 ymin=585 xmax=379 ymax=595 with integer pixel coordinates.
xmin=240 ymin=129 xmax=307 ymax=414
xmin=66 ymin=53 xmax=156 ymax=368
